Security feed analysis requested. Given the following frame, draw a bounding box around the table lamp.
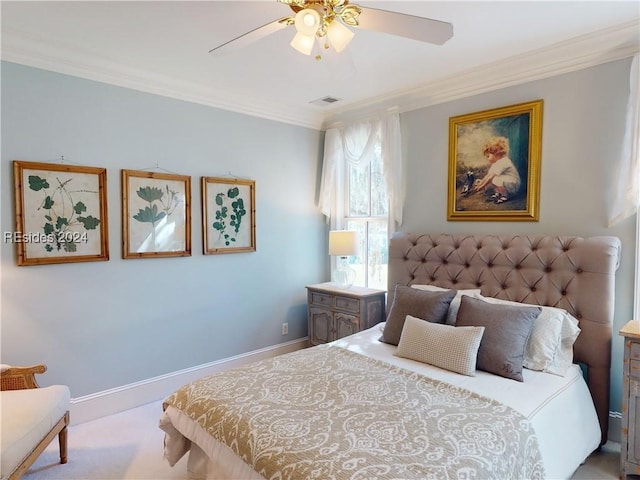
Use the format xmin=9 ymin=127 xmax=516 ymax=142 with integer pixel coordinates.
xmin=329 ymin=230 xmax=358 ymax=288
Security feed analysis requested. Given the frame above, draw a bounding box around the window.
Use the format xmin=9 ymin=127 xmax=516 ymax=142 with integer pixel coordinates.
xmin=344 ymin=143 xmax=388 ymax=290
xmin=320 ymin=113 xmax=402 ymax=291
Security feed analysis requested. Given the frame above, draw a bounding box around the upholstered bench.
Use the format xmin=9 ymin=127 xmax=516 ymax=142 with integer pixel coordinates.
xmin=0 ymin=365 xmax=70 ymax=480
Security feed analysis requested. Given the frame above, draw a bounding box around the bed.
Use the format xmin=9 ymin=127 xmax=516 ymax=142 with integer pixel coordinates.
xmin=160 ymin=233 xmax=621 ymax=480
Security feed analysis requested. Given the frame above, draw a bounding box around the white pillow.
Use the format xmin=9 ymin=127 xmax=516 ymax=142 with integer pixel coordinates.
xmin=546 ymin=311 xmax=580 ymax=376
xmin=411 ymin=285 xmax=482 ymax=325
xmin=475 ymin=294 xmax=580 ymax=376
xmin=396 ymin=315 xmax=485 ymax=376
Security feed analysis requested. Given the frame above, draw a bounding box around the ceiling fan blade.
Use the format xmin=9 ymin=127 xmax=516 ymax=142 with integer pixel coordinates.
xmin=209 ymin=19 xmax=289 ymax=55
xmin=356 ymin=7 xmax=453 ymax=46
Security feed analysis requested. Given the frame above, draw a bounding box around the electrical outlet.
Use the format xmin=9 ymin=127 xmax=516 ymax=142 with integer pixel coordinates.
xmin=281 ymin=323 xmax=288 ymax=335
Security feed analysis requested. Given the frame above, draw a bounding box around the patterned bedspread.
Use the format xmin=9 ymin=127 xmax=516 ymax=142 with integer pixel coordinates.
xmin=163 ymin=344 xmax=545 ymax=480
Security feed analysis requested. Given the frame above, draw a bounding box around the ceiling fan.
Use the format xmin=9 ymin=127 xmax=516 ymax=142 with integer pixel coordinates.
xmin=209 ymin=0 xmax=453 ymax=59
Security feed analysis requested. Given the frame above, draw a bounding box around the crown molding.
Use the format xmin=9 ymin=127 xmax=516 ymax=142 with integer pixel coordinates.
xmin=0 ymin=27 xmax=326 ymax=130
xmin=323 ymin=20 xmax=639 ymax=128
xmin=2 ymin=21 xmax=638 ymax=132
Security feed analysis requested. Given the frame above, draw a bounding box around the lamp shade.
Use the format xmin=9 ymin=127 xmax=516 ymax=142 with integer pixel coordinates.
xmin=326 ymin=20 xmax=354 ymax=53
xmin=290 ymin=32 xmax=315 ymax=55
xmin=294 ymin=8 xmax=321 ymax=36
xmin=329 ymin=230 xmax=358 ymax=256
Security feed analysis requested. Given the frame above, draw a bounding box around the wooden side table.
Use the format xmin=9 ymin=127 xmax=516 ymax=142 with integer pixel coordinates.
xmin=306 ymin=283 xmax=386 ymax=346
xmin=620 ymin=320 xmax=640 ymax=479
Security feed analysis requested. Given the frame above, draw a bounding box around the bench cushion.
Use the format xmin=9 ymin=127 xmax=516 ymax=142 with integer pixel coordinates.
xmin=1 ymin=385 xmax=70 ymax=479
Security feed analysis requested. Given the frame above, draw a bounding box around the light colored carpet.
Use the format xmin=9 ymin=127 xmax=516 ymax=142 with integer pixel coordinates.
xmin=23 ymin=400 xmax=621 ymax=479
xmin=24 ymin=400 xmax=185 ymax=480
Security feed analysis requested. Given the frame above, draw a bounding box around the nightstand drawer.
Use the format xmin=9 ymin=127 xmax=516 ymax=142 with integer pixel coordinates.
xmin=631 ymin=342 xmax=640 ymax=360
xmin=335 ymin=296 xmax=360 ymax=313
xmin=311 ymin=292 xmax=334 ymax=307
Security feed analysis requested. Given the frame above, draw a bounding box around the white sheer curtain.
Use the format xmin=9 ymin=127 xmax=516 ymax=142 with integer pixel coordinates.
xmin=609 ymin=54 xmax=639 ymax=226
xmin=608 ymin=54 xmax=640 ymax=319
xmin=380 ymin=114 xmax=404 ymax=231
xmin=319 ymin=113 xmax=404 ymax=230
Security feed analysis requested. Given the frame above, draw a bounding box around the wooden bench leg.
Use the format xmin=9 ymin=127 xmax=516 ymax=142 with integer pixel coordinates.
xmin=8 ymin=411 xmax=70 ymax=480
xmin=59 ymin=411 xmax=70 ymax=464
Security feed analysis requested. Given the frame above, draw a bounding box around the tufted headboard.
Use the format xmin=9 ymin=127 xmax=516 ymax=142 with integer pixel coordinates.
xmin=388 ymin=233 xmax=621 ymax=445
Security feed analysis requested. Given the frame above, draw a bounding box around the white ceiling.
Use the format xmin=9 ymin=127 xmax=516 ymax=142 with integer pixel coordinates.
xmin=2 ymin=1 xmax=639 ymax=130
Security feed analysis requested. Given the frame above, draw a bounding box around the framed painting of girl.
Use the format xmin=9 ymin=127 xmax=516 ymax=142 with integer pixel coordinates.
xmin=447 ymin=100 xmax=543 ymax=221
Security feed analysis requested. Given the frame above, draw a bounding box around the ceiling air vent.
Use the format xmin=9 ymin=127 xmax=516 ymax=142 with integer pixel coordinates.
xmin=310 ymin=96 xmax=342 ymax=107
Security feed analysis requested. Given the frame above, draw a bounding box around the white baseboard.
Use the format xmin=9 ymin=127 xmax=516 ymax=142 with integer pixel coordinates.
xmin=608 ymin=411 xmax=622 ymax=443
xmin=70 ymin=337 xmax=308 ymax=425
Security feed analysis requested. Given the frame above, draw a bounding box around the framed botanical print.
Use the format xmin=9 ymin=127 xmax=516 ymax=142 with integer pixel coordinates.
xmin=122 ymin=169 xmax=191 ymax=259
xmin=447 ymin=100 xmax=543 ymax=221
xmin=13 ymin=160 xmax=109 ymax=266
xmin=202 ymin=177 xmax=256 ymax=254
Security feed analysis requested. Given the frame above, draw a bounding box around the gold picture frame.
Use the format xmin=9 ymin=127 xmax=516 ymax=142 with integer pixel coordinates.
xmin=202 ymin=177 xmax=256 ymax=254
xmin=122 ymin=169 xmax=191 ymax=259
xmin=13 ymin=160 xmax=109 ymax=266
xmin=447 ymin=99 xmax=543 ymax=221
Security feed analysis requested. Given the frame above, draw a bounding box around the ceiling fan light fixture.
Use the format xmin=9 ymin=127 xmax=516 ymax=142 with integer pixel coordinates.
xmin=294 ymin=8 xmax=321 ymax=36
xmin=290 ymin=31 xmax=316 ymax=55
xmin=326 ymin=20 xmax=354 ymax=53
xmin=210 ymin=1 xmax=454 ymax=57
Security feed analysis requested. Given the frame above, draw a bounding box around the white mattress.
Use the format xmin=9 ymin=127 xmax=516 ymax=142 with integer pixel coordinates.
xmin=160 ymin=323 xmax=601 ymax=480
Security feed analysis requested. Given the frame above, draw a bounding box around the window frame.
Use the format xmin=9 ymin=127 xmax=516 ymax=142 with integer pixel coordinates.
xmin=341 ymin=143 xmax=389 ymax=290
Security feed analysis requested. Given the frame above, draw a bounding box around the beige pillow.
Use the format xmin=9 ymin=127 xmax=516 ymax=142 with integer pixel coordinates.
xmin=411 ymin=285 xmax=482 ymax=325
xmin=476 ymin=294 xmax=580 ymax=376
xmin=396 ymin=315 xmax=485 ymax=376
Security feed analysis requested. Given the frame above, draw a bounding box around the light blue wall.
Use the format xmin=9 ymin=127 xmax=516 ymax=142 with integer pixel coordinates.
xmin=1 ymin=62 xmax=327 ymax=396
xmin=399 ymin=57 xmax=637 ymax=413
xmin=2 ymin=58 xmax=636 ymax=417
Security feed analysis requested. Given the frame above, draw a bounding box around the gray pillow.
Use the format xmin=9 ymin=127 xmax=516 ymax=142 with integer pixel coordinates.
xmin=379 ymin=285 xmax=456 ymax=346
xmin=455 ymin=295 xmax=540 ymax=382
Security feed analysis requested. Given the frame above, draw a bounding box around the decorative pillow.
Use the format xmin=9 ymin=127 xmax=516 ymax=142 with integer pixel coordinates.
xmin=547 ymin=311 xmax=580 ymax=375
xmin=476 ymin=294 xmax=581 ymax=376
xmin=411 ymin=285 xmax=482 ymax=325
xmin=455 ymin=295 xmax=540 ymax=382
xmin=379 ymin=285 xmax=456 ymax=346
xmin=396 ymin=315 xmax=484 ymax=376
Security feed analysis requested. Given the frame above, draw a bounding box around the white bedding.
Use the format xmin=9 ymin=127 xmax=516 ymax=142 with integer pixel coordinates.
xmin=160 ymin=323 xmax=600 ymax=480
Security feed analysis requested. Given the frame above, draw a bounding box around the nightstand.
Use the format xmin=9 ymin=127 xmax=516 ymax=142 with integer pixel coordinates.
xmin=620 ymin=320 xmax=640 ymax=479
xmin=306 ymin=283 xmax=386 ymax=346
